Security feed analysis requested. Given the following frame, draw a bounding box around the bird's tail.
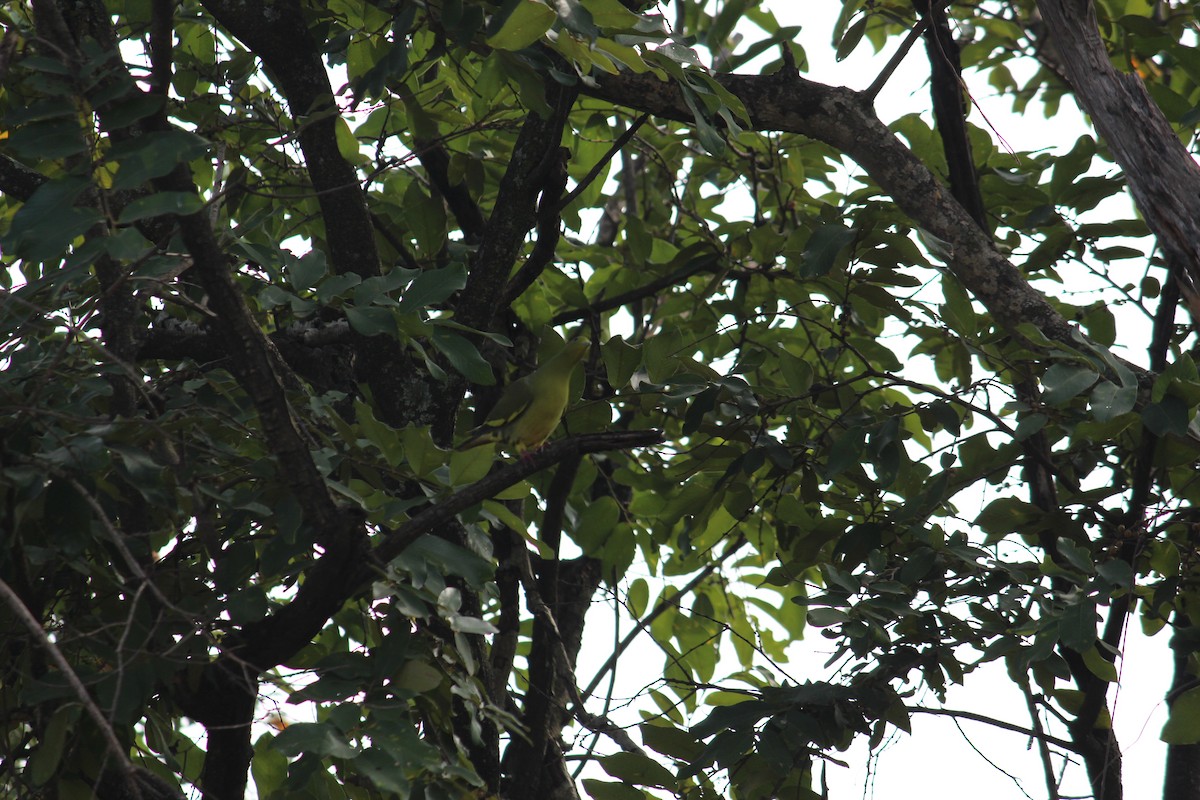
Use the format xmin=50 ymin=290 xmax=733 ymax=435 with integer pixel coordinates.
xmin=454 ymin=432 xmax=496 ymax=451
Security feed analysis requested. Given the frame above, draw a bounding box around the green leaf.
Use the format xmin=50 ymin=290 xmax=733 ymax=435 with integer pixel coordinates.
xmin=690 ymin=701 xmax=768 ymax=741
xmin=1012 ymin=412 xmax=1047 ymax=442
xmin=100 ymin=91 xmax=166 ymax=129
xmin=777 ymin=347 xmax=813 ymax=394
xmin=679 ymin=81 xmax=725 ymax=156
xmin=708 ymin=0 xmax=747 ymax=49
xmin=226 ymin=585 xmax=269 ymax=623
xmin=335 ymin=116 xmax=367 ymax=164
xmin=679 ymin=727 xmax=754 ymax=779
xmin=1049 ymin=136 xmax=1097 ymax=199
xmin=400 ymin=535 xmax=495 ymax=586
xmin=643 ymin=328 xmax=682 ymax=383
xmin=1141 ymin=395 xmax=1190 ymax=437
xmin=835 ymin=16 xmax=867 ymax=61
xmin=579 ymin=0 xmax=643 ymax=28
xmin=1090 ymin=379 xmax=1136 ymax=422
xmin=799 ymin=223 xmax=855 ymax=278
xmin=640 ymin=722 xmax=703 ymax=762
xmin=118 ymin=191 xmax=204 ymax=223
xmin=402 ymin=181 xmax=448 ymax=254
xmin=582 ymin=779 xmax=647 ymax=800
xmin=1041 ymin=363 xmax=1099 ymax=405
xmin=600 ymin=752 xmax=676 ymax=789
xmin=1056 ymin=537 xmax=1094 ymax=574
xmin=823 ymin=426 xmax=866 ymax=481
xmin=354 ymin=399 xmax=404 ymax=466
xmin=397 ymin=264 xmax=467 ymax=312
xmin=355 ymin=747 xmax=412 ymax=794
xmin=346 ymin=305 xmax=398 ymax=337
xmin=975 ymin=497 xmax=1042 ymax=543
xmin=1163 ymin=686 xmax=1200 ymax=744
xmin=354 ymin=35 xmax=411 ymax=102
xmin=272 ymin=722 xmax=358 ymax=759
xmin=252 ymin=733 xmax=289 ymax=797
xmin=938 ymin=272 xmax=977 ymax=336
xmin=289 ymin=250 xmax=329 ymax=291
xmin=431 ymin=329 xmax=494 ymax=384
xmin=393 ymin=660 xmax=443 ymax=692
xmin=1154 ymin=354 xmax=1200 ymax=403
xmin=481 ymin=494 xmax=529 ymax=529
xmin=109 ymin=130 xmax=210 ymax=189
xmin=105 ymin=227 xmax=154 ymax=261
xmin=806 ymin=607 xmax=848 ymax=627
xmin=552 ymin=0 xmax=599 ymax=37
xmin=401 ymin=425 xmax=443 ymax=478
xmin=450 ymin=445 xmax=493 ymax=485
xmin=1096 ymin=559 xmax=1133 ymax=588
xmin=602 ymin=335 xmax=642 ymax=389
xmin=627 ymin=578 xmax=649 ymax=618
xmin=487 ymin=1 xmax=556 ymax=50
xmin=1081 ymin=645 xmax=1118 ymax=683
xmin=27 ymin=706 xmax=75 ymax=785
xmin=493 ymin=50 xmax=552 ymax=115
xmin=574 ymin=496 xmax=621 ymax=555
xmin=6 ymin=119 xmax=89 ymax=158
xmin=929 ymin=400 xmax=961 ymax=435
xmin=1 ymin=178 xmax=103 ymax=262
xmin=1057 ymin=598 xmax=1098 ymax=652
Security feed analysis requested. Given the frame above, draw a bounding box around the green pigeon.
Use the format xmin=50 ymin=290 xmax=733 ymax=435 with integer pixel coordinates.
xmin=456 ymin=338 xmax=590 ymax=452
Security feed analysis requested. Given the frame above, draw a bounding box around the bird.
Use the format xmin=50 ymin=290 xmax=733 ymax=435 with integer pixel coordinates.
xmin=456 ymin=337 xmax=590 ymax=453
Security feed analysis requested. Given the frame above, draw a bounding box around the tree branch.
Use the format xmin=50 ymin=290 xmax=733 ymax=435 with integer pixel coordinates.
xmin=585 ymin=70 xmax=1076 ymax=349
xmin=1020 ymin=677 xmax=1061 ymax=800
xmin=0 ymin=153 xmax=47 ymax=200
xmin=504 ymin=147 xmax=570 ymax=306
xmin=148 ymin=0 xmax=174 ymax=100
xmin=224 ymin=430 xmax=662 ymax=675
xmin=864 ymin=15 xmax=929 ymax=103
xmin=1035 ymin=0 xmax=1200 ymax=322
xmin=550 ymin=252 xmax=721 ymax=326
xmin=416 ymin=138 xmax=487 ymax=243
xmin=373 ymin=431 xmax=662 ymax=567
xmin=556 ymin=113 xmax=649 ymax=212
xmin=200 ymin=0 xmax=381 ymax=279
xmin=914 ymin=0 xmax=987 ymax=229
xmin=906 ymin=705 xmax=1077 ymax=752
xmin=0 ymin=577 xmax=142 ymax=796
xmin=455 ymin=79 xmax=579 ymax=333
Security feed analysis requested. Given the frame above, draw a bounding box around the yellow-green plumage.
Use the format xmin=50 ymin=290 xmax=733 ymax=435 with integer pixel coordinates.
xmin=456 ymin=338 xmax=590 ymax=452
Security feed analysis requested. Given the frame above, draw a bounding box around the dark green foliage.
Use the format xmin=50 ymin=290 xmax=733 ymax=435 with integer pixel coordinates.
xmin=3 ymin=1 xmax=1200 ymax=799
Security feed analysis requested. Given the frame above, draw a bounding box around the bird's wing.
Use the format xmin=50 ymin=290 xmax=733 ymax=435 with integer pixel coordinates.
xmin=457 ymin=338 xmax=588 ymax=451
xmin=484 ymin=376 xmax=535 ymax=426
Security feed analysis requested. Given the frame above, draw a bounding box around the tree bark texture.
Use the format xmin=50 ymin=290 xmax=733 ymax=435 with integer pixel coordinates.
xmin=1035 ymin=0 xmax=1200 ymax=320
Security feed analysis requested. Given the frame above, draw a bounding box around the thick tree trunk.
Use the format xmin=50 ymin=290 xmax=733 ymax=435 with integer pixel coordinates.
xmin=1035 ymin=0 xmax=1200 ymax=320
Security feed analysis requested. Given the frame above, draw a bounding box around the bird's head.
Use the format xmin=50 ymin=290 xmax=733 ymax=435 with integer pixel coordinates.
xmin=562 ymin=338 xmax=591 ymax=361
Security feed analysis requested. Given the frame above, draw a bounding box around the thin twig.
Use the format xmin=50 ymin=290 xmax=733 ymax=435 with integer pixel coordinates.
xmin=558 ymin=113 xmax=650 ymax=211
xmin=512 ymin=547 xmax=648 ymax=757
xmin=550 ymin=252 xmax=720 ymax=326
xmin=66 ymin=477 xmax=197 ymax=621
xmin=1021 ymin=677 xmax=1061 ymax=800
xmin=906 ymin=705 xmax=1077 ymax=751
xmin=864 ymin=17 xmax=930 ymax=102
xmin=577 ymin=561 xmax=722 ymax=704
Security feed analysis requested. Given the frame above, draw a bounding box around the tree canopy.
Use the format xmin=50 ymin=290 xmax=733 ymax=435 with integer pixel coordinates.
xmin=3 ymin=1 xmax=1200 ymax=799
